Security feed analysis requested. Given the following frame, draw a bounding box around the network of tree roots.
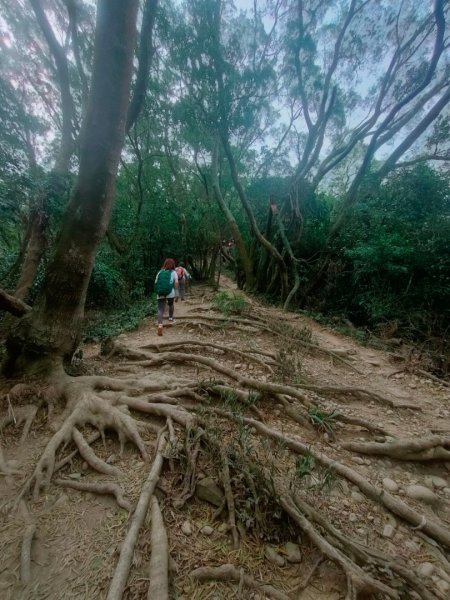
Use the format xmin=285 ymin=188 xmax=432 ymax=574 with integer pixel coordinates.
xmin=1 ymin=283 xmax=450 ymax=600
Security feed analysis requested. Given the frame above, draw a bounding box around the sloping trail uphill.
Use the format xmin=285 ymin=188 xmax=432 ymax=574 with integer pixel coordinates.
xmin=1 ymin=276 xmax=449 ymax=600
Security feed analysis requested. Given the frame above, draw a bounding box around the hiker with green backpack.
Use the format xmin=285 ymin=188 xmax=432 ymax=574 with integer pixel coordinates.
xmin=155 ymin=258 xmax=179 ymax=336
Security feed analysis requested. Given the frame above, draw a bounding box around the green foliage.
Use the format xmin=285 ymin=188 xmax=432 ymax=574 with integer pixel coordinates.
xmin=308 ymin=407 xmax=338 ymax=435
xmin=212 ymin=290 xmax=249 ymax=316
xmin=83 ymin=298 xmax=155 ymax=342
xmin=295 ymin=452 xmax=315 ymax=482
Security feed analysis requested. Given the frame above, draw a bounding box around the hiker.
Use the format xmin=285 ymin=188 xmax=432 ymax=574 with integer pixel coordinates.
xmin=155 ymin=258 xmax=178 ymax=336
xmin=175 ymin=263 xmax=191 ymax=301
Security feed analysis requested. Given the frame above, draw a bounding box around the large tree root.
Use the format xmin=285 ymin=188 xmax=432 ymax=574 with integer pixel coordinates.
xmin=190 ymin=564 xmax=290 ymax=600
xmin=108 ymin=343 xmax=410 ymax=412
xmin=342 ymin=436 xmax=450 ymax=461
xmin=0 ymin=403 xmax=39 ymax=444
xmin=107 ymin=433 xmax=166 ymax=600
xmin=72 ymin=427 xmax=121 ymax=476
xmin=20 ymin=523 xmax=36 ymax=584
xmin=291 ymin=493 xmax=443 ymax=600
xmin=140 ymin=339 xmax=276 ymax=372
xmin=147 ymin=496 xmax=169 ymax=600
xmin=213 ymin=411 xmax=450 ymax=550
xmin=280 ymin=494 xmax=398 ymax=600
xmin=20 ymin=390 xmax=151 ymax=499
xmin=54 ymin=479 xmax=132 ymax=511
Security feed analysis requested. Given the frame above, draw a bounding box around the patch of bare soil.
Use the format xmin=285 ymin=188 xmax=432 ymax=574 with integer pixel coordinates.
xmin=1 ymin=276 xmax=449 ymax=600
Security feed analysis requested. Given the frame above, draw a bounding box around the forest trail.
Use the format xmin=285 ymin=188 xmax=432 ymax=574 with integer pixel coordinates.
xmin=1 ymin=276 xmax=450 ymax=600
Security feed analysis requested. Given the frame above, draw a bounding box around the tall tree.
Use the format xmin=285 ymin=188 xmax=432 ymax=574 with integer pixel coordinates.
xmin=5 ymin=0 xmax=140 ymax=376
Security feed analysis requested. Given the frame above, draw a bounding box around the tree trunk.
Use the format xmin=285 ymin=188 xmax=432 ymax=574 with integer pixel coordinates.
xmin=5 ymin=0 xmax=139 ymax=377
xmin=210 ymin=139 xmax=255 ymax=289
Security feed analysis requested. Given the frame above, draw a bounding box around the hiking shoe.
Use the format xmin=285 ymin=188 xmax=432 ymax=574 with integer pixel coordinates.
xmin=157 ymin=324 xmax=163 ymax=336
xmin=168 ymin=318 xmax=175 ymax=325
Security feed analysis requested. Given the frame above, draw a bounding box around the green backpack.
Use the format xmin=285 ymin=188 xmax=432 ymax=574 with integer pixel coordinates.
xmin=155 ymin=270 xmax=173 ymax=296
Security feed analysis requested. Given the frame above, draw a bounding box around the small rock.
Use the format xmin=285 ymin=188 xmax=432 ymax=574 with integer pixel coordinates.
xmin=417 ymin=562 xmax=434 ymax=577
xmin=409 ymin=384 xmax=417 ymax=389
xmin=382 ymin=524 xmax=395 ymax=538
xmin=265 ymin=545 xmax=285 ymax=567
xmin=284 ymin=541 xmax=302 ymax=563
xmin=356 ymin=528 xmax=367 ymax=536
xmin=349 ymin=513 xmax=358 ymax=523
xmin=443 ymin=487 xmax=450 ymax=497
xmin=196 ymin=477 xmax=225 ymax=507
xmin=323 ymin=433 xmax=330 ymax=442
xmin=351 ymin=491 xmax=365 ymax=503
xmin=81 ymin=461 xmax=89 ymax=471
xmin=431 ymin=476 xmax=447 ymax=489
xmin=436 ymin=579 xmax=450 ymax=594
xmin=273 ymin=409 xmax=281 ymax=417
xmin=181 ymin=521 xmax=192 ymax=536
xmin=234 ymin=363 xmax=242 ymax=369
xmin=106 ymin=454 xmax=118 ymax=464
xmin=424 ymin=476 xmax=434 ymax=489
xmin=382 ymin=478 xmax=399 ymax=493
xmin=352 ymin=457 xmax=365 ymax=465
xmin=406 ymin=485 xmax=440 ymax=506
xmin=218 ymin=522 xmax=228 ymax=533
xmin=201 ymin=525 xmax=214 ymax=536
xmin=68 ymin=472 xmax=81 ymax=480
xmin=7 ymin=459 xmax=20 ymax=469
xmin=53 ymin=493 xmax=69 ymax=508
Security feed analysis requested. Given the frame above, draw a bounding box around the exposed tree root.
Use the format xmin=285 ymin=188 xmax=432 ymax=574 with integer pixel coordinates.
xmin=147 ymin=496 xmax=169 ymax=600
xmin=219 ymin=447 xmax=239 ymax=549
xmin=190 ymin=564 xmax=290 ymax=600
xmin=173 ymin=426 xmax=202 ymax=509
xmin=291 ymin=493 xmax=442 ymax=600
xmin=280 ymin=494 xmax=398 ymax=600
xmin=4 ymin=285 xmax=449 ymax=600
xmin=342 ymin=436 xmax=450 ymax=461
xmin=141 ymin=338 xmax=276 ymax=372
xmin=334 ymin=413 xmax=390 ymax=437
xmin=20 ymin=523 xmax=36 ymax=584
xmin=213 ymin=411 xmax=450 ymax=550
xmin=107 ymin=432 xmax=166 ymax=600
xmin=0 ymin=444 xmax=20 ymax=476
xmin=19 ymin=389 xmax=151 ymax=500
xmin=72 ymin=427 xmax=121 ymax=476
xmin=0 ymin=403 xmax=39 ymax=444
xmin=54 ymin=479 xmax=132 ymax=511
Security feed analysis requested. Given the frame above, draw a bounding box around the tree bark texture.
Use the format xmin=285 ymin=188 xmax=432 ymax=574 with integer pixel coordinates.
xmin=5 ymin=0 xmax=139 ymax=375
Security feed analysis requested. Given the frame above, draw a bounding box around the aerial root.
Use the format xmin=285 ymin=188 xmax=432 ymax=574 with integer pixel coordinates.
xmin=72 ymin=428 xmax=121 ymax=476
xmin=147 ymin=496 xmax=169 ymax=600
xmin=20 ymin=523 xmax=36 ymax=584
xmin=342 ymin=436 xmax=450 ymax=461
xmin=107 ymin=432 xmax=167 ymax=600
xmin=190 ymin=564 xmax=290 ymax=600
xmin=54 ymin=479 xmax=132 ymax=511
xmin=279 ymin=494 xmax=398 ymax=600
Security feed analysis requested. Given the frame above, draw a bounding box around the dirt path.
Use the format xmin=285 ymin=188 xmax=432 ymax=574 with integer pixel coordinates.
xmin=1 ymin=277 xmax=449 ymax=599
